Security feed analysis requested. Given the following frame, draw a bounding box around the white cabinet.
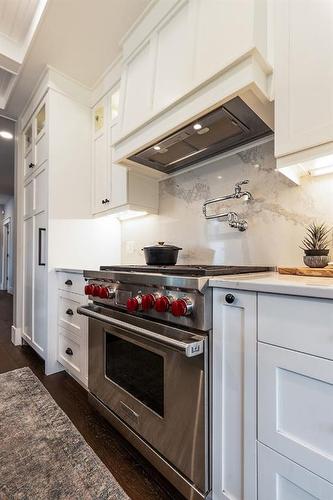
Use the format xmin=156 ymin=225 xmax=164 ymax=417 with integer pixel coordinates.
xmin=19 ymin=68 xmax=91 ymax=373
xmin=57 ymin=272 xmax=88 ymax=387
xmin=258 ymin=342 xmax=333 ymax=484
xmin=212 ymin=288 xmax=257 ymax=500
xmin=275 ymin=0 xmax=333 ymax=183
xmin=92 ymin=87 xmax=158 ymax=217
xmin=258 ymin=443 xmax=333 ymax=500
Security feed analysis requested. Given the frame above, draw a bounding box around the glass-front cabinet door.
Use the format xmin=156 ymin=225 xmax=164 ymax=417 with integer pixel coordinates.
xmin=36 ymin=103 xmax=46 ymax=139
xmin=23 ymin=122 xmax=34 ymax=178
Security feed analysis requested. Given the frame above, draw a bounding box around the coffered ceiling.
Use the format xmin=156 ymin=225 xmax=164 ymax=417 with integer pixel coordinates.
xmin=0 ymin=0 xmax=47 ymax=110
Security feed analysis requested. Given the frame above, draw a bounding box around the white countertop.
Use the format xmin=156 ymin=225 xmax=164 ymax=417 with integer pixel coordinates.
xmin=55 ymin=268 xmax=86 ymax=274
xmin=209 ymin=271 xmax=333 ymax=299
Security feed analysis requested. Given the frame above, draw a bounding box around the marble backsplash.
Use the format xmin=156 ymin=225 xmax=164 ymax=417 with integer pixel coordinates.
xmin=121 ymin=140 xmax=333 ymax=267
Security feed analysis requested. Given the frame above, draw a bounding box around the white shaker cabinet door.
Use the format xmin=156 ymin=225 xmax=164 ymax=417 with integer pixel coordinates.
xmin=275 ymin=0 xmax=333 ymax=157
xmin=258 ymin=342 xmax=333 ymax=484
xmin=23 ymin=216 xmax=33 ymax=342
xmin=258 ymin=443 xmax=333 ymax=500
xmin=92 ymin=97 xmax=111 ymax=214
xmin=212 ymin=288 xmax=257 ymax=500
xmin=33 ymin=210 xmax=47 ymax=356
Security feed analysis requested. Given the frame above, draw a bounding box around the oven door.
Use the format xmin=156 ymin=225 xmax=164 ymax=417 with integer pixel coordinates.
xmin=78 ymin=304 xmax=208 ymax=494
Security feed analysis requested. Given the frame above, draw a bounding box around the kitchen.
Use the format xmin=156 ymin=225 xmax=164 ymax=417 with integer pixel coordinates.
xmin=0 ymin=0 xmax=332 ymax=499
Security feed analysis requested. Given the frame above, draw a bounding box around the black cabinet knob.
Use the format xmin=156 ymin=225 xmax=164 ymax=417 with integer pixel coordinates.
xmin=28 ymin=162 xmax=35 ymax=168
xmin=105 ymin=198 xmax=110 ymax=203
xmin=66 ymin=308 xmax=74 ymax=316
xmin=225 ymin=293 xmax=235 ymax=304
xmin=65 ymin=279 xmax=73 ymax=286
xmin=65 ymin=347 xmax=73 ymax=356
xmin=101 ymin=199 xmax=105 ymax=204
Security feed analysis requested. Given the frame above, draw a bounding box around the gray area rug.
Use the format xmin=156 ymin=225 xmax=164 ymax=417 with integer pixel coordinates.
xmin=0 ymin=367 xmax=129 ymax=499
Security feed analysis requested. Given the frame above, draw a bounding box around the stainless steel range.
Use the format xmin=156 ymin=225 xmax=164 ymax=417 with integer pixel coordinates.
xmin=78 ymin=265 xmax=270 ymax=500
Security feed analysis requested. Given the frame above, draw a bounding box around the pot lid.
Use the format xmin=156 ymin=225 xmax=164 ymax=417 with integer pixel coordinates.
xmin=142 ymin=241 xmax=182 ymax=250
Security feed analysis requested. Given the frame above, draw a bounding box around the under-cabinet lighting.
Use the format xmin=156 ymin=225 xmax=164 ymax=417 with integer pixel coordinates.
xmin=309 ymin=164 xmax=333 ymax=177
xmin=0 ymin=131 xmax=13 ymax=140
xmin=153 ymin=145 xmax=161 ymax=151
xmin=193 ymin=123 xmax=202 ymax=130
xmin=116 ymin=210 xmax=148 ymax=221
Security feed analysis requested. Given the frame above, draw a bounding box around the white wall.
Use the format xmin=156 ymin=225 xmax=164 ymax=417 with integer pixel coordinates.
xmin=3 ymin=197 xmax=14 ymax=292
xmin=121 ymin=140 xmax=333 ymax=267
xmin=48 ymin=215 xmax=121 ymax=269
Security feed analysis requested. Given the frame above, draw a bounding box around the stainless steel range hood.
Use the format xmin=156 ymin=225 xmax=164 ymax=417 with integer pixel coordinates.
xmin=129 ymin=96 xmax=273 ymax=174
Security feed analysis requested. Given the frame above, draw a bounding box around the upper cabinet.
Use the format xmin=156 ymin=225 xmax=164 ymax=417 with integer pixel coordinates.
xmin=92 ymin=85 xmax=158 ymax=217
xmin=23 ymin=99 xmax=48 ymax=179
xmin=274 ymin=0 xmax=333 ymax=183
xmin=114 ymin=0 xmax=273 ymax=165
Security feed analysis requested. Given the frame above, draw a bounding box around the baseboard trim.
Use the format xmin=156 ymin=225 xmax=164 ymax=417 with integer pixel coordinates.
xmin=11 ymin=325 xmax=22 ymax=346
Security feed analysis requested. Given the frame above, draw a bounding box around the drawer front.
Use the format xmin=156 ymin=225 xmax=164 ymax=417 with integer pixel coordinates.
xmin=58 ymin=272 xmax=85 ymax=295
xmin=58 ymin=291 xmax=85 ymax=338
xmin=258 ymin=443 xmax=333 ymax=500
xmin=58 ymin=328 xmax=81 ymax=377
xmin=258 ymin=293 xmax=333 ymax=360
xmin=258 ymin=343 xmax=333 ymax=483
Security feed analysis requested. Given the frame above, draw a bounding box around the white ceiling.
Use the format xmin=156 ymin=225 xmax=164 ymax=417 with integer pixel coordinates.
xmin=3 ymin=0 xmax=150 ymax=118
xmin=0 ymin=116 xmax=15 ymax=198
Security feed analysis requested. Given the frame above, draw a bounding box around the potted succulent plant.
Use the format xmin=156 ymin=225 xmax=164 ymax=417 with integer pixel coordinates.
xmin=301 ymin=222 xmax=331 ymax=268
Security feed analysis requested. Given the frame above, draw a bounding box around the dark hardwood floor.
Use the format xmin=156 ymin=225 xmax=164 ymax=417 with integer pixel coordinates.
xmin=0 ymin=292 xmax=184 ymax=500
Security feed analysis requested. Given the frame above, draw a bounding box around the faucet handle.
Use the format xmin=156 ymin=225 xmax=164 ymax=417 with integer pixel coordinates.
xmin=235 ymin=179 xmax=249 ymax=188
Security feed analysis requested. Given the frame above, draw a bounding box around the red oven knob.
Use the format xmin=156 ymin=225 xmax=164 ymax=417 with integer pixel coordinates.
xmin=155 ymin=295 xmax=172 ymax=313
xmin=141 ymin=294 xmax=156 ymax=311
xmin=92 ymin=285 xmax=101 ymax=297
xmin=98 ymin=286 xmax=109 ymax=299
xmin=127 ymin=296 xmax=141 ymax=312
xmin=171 ymin=298 xmax=193 ymax=317
xmin=84 ymin=284 xmax=94 ymax=295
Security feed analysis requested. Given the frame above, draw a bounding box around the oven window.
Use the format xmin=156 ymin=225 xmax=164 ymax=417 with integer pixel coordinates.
xmin=105 ymin=332 xmax=164 ymax=417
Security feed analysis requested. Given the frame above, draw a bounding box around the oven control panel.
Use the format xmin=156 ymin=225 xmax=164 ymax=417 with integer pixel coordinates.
xmin=84 ymin=281 xmax=198 ymax=321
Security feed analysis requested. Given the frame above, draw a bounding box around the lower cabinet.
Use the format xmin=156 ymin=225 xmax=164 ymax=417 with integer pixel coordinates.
xmin=56 ymin=272 xmax=88 ymax=387
xmin=258 ymin=443 xmax=333 ymax=500
xmin=212 ymin=288 xmax=257 ymax=500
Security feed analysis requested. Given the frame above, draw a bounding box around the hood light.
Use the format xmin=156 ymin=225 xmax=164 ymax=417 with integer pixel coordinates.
xmin=153 ymin=145 xmax=161 ymax=151
xmin=193 ymin=123 xmax=202 ymax=130
xmin=0 ymin=131 xmax=13 ymax=140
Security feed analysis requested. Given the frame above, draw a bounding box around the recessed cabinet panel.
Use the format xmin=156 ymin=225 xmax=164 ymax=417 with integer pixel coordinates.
xmin=35 ymin=167 xmax=47 ymax=213
xmin=33 ymin=210 xmax=47 ymax=354
xmin=275 ymin=0 xmax=333 ymax=156
xmin=153 ymin=1 xmax=192 ymax=110
xmin=122 ymin=41 xmax=153 ymax=133
xmin=194 ymin=0 xmax=253 ymax=83
xmin=93 ymin=132 xmax=109 ymax=213
xmin=258 ymin=443 xmax=333 ymax=500
xmin=258 ymin=343 xmax=333 ymax=484
xmin=35 ymin=132 xmax=48 ymax=168
xmin=23 ymin=217 xmax=33 ymax=341
xmin=24 ymin=148 xmax=34 ymax=178
xmin=24 ymin=179 xmax=34 ymax=218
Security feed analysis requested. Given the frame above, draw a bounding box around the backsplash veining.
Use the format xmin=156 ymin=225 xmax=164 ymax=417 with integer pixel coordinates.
xmin=121 ymin=140 xmax=333 ymax=266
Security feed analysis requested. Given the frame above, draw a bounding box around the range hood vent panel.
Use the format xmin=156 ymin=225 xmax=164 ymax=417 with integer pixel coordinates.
xmin=129 ymin=97 xmax=272 ymax=174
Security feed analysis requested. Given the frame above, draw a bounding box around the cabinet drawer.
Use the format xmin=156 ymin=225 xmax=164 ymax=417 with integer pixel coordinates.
xmin=258 ymin=443 xmax=333 ymax=500
xmin=57 ymin=272 xmax=85 ymax=295
xmin=58 ymin=291 xmax=85 ymax=339
xmin=58 ymin=328 xmax=82 ymax=377
xmin=258 ymin=343 xmax=333 ymax=483
xmin=258 ymin=293 xmax=333 ymax=360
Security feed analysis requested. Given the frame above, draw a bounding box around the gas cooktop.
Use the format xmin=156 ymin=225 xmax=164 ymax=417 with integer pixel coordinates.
xmin=100 ymin=265 xmax=271 ymax=277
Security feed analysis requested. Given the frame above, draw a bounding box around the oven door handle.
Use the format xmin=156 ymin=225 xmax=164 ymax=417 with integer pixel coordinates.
xmin=77 ymin=305 xmax=204 ymax=357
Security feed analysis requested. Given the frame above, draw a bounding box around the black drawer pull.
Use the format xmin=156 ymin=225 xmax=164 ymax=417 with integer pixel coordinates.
xmin=65 ymin=279 xmax=73 ymax=286
xmin=28 ymin=162 xmax=35 ymax=169
xmin=65 ymin=347 xmax=73 ymax=356
xmin=66 ymin=308 xmax=74 ymax=316
xmin=225 ymin=293 xmax=235 ymax=304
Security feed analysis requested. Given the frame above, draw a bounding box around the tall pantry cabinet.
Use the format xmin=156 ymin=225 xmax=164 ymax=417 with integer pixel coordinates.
xmin=19 ymin=69 xmax=91 ymax=374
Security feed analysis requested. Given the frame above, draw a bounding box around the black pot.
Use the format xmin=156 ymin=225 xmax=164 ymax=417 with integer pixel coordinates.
xmin=304 ymin=249 xmax=329 ymax=256
xmin=142 ymin=242 xmax=182 ymax=265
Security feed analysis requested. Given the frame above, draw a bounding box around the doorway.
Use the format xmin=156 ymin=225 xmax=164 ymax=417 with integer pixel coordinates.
xmin=2 ymin=217 xmax=12 ymax=294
